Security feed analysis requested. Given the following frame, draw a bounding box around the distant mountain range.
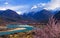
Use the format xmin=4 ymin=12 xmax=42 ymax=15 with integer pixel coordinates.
xmin=0 ymin=9 xmax=21 ymax=22
xmin=21 ymin=9 xmax=52 ymax=23
xmin=54 ymin=11 xmax=60 ymax=20
xmin=0 ymin=9 xmax=60 ymax=24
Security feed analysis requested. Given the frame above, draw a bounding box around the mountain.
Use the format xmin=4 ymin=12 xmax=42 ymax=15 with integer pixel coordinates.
xmin=54 ymin=11 xmax=60 ymax=20
xmin=0 ymin=9 xmax=21 ymax=22
xmin=33 ymin=9 xmax=52 ymax=23
xmin=21 ymin=9 xmax=52 ymax=23
xmin=0 ymin=9 xmax=58 ymax=25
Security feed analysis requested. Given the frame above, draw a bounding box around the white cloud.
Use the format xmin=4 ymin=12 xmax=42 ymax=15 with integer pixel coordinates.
xmin=31 ymin=5 xmax=37 ymax=9
xmin=38 ymin=3 xmax=46 ymax=7
xmin=31 ymin=0 xmax=60 ymax=10
xmin=16 ymin=10 xmax=27 ymax=15
xmin=45 ymin=0 xmax=60 ymax=10
xmin=0 ymin=8 xmax=6 ymax=10
xmin=31 ymin=3 xmax=46 ymax=10
xmin=4 ymin=2 xmax=9 ymax=5
xmin=17 ymin=11 xmax=22 ymax=14
xmin=0 ymin=5 xmax=30 ymax=14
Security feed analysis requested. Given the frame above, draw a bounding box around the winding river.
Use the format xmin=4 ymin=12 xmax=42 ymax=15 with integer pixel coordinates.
xmin=0 ymin=24 xmax=33 ymax=36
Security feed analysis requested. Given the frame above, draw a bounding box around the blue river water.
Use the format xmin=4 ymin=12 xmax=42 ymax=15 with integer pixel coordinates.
xmin=0 ymin=24 xmax=33 ymax=36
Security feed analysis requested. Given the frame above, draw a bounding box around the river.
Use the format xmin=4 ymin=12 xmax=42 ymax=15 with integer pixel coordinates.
xmin=0 ymin=24 xmax=33 ymax=36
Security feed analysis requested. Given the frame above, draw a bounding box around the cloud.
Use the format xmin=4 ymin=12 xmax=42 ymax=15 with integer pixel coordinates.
xmin=38 ymin=3 xmax=46 ymax=7
xmin=31 ymin=3 xmax=46 ymax=10
xmin=31 ymin=5 xmax=37 ymax=9
xmin=31 ymin=0 xmax=60 ymax=10
xmin=0 ymin=6 xmax=25 ymax=11
xmin=4 ymin=2 xmax=9 ymax=5
xmin=0 ymin=5 xmax=30 ymax=14
xmin=45 ymin=0 xmax=60 ymax=10
xmin=17 ymin=11 xmax=22 ymax=14
xmin=16 ymin=10 xmax=27 ymax=14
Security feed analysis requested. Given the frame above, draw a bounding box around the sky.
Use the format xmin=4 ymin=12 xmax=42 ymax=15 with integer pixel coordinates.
xmin=0 ymin=0 xmax=60 ymax=14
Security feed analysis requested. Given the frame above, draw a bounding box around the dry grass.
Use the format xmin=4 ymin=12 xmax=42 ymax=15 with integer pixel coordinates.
xmin=32 ymin=16 xmax=60 ymax=38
